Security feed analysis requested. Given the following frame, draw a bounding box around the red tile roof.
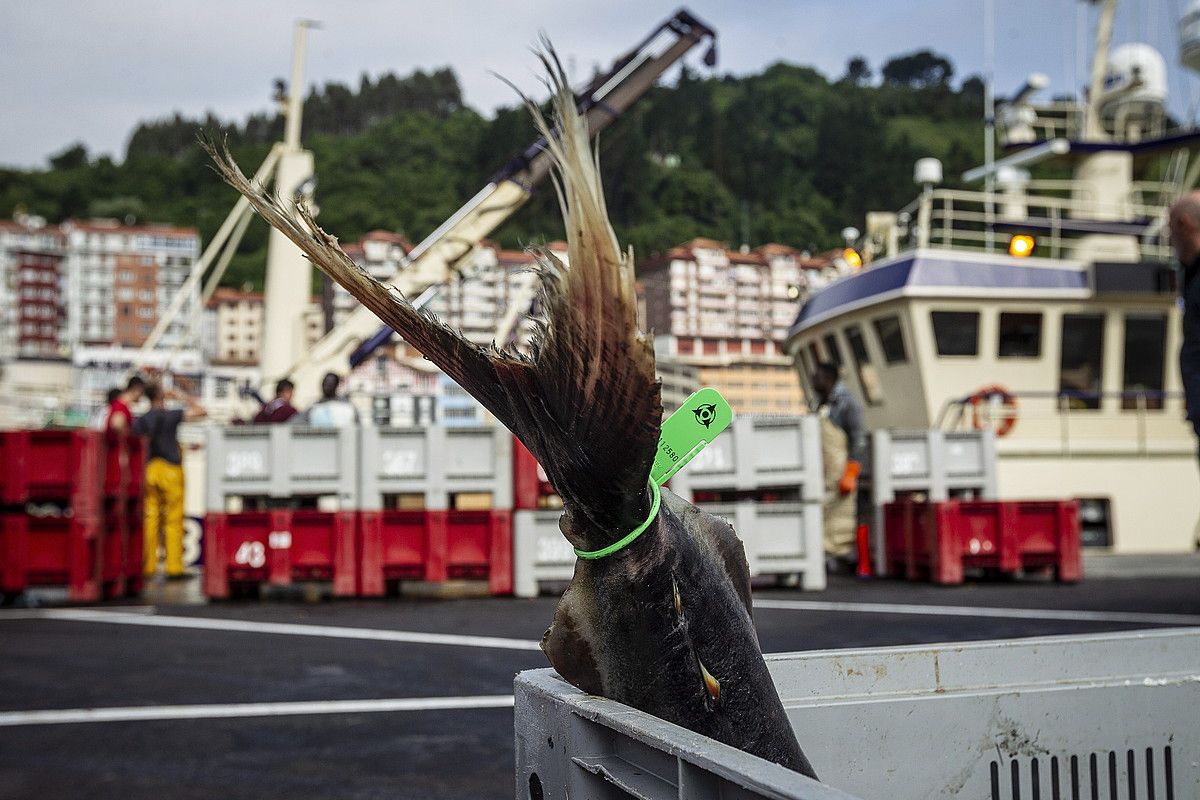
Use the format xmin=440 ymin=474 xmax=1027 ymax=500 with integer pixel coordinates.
xmin=64 ymin=219 xmax=197 ymax=238
xmin=361 ymin=230 xmax=412 ymax=250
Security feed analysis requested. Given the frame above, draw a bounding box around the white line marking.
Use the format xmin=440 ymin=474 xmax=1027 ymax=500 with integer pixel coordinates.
xmin=0 ymin=696 xmax=515 ymax=727
xmin=753 ymin=599 xmax=1200 ymax=626
xmin=3 ymin=609 xmax=543 ymax=651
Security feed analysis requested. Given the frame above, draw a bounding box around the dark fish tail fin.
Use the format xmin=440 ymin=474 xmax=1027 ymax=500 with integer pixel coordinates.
xmin=203 ymin=45 xmax=660 ymax=547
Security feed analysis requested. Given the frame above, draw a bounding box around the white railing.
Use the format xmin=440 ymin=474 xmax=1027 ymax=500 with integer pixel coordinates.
xmin=894 ymin=185 xmax=1172 ymax=262
xmin=935 ymin=389 xmax=1193 ymax=456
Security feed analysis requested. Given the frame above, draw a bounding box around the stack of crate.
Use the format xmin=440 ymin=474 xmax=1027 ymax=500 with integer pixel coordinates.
xmin=357 ymin=426 xmax=513 ymax=596
xmin=671 ymin=415 xmax=827 ymax=591
xmin=0 ymin=430 xmax=139 ymax=603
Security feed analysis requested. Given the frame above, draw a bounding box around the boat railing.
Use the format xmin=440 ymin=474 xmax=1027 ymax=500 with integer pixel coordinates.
xmin=935 ymin=389 xmax=1193 ymax=456
xmin=997 ymin=100 xmax=1170 ymax=147
xmin=892 ymin=186 xmax=1172 ymax=262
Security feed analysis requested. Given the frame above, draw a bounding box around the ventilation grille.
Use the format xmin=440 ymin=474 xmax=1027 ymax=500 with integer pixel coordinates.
xmin=990 ymin=747 xmax=1174 ymax=800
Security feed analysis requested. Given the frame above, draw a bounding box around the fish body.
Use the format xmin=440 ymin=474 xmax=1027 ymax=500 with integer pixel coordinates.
xmin=205 ymin=43 xmax=815 ymax=779
xmin=548 ymin=486 xmax=814 ymax=775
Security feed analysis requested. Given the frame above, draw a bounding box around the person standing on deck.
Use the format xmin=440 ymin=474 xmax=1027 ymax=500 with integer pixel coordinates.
xmin=1168 ymin=193 xmax=1200 ymax=545
xmin=811 ymin=361 xmax=868 ymax=571
xmin=300 ymin=372 xmax=360 ymax=427
xmin=135 ymin=383 xmax=207 ymax=579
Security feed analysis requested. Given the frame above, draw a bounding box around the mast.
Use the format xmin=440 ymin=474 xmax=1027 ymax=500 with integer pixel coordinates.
xmin=1083 ymin=0 xmax=1118 ymax=140
xmin=259 ymin=20 xmax=319 ymax=385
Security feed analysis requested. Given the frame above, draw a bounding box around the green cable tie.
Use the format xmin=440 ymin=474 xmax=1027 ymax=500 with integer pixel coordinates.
xmin=571 ymin=388 xmax=732 ymax=561
xmin=573 ymin=480 xmax=661 ymax=560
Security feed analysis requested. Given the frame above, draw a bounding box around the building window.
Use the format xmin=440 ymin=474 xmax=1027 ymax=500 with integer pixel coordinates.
xmin=1121 ymin=314 xmax=1166 ymax=410
xmin=998 ymin=312 xmax=1042 ymax=358
xmin=845 ymin=325 xmax=884 ymax=405
xmin=931 ymin=311 xmax=979 ymax=356
xmin=821 ymin=333 xmax=843 ymax=366
xmin=1059 ymin=313 xmax=1105 ymax=410
xmin=871 ymin=315 xmax=908 ymax=364
xmin=677 ymin=338 xmax=694 ymax=355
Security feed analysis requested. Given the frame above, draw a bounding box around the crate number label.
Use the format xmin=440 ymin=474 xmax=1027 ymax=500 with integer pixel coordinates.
xmin=226 ymin=451 xmax=265 ymax=477
xmin=268 ymin=531 xmax=292 ymax=550
xmin=892 ymin=452 xmax=921 ymax=475
xmin=382 ymin=450 xmax=419 ymax=476
xmin=234 ymin=541 xmax=266 ymax=568
xmin=536 ymin=535 xmax=575 ymax=565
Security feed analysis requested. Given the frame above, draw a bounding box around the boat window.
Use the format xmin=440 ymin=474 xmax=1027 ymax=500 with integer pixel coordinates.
xmin=845 ymin=325 xmax=884 ymax=405
xmin=806 ymin=341 xmax=821 ymax=373
xmin=1058 ymin=313 xmax=1105 ymax=410
xmin=822 ymin=333 xmax=843 ymax=367
xmin=1121 ymin=314 xmax=1166 ymax=411
xmin=930 ymin=311 xmax=979 ymax=357
xmin=997 ymin=312 xmax=1042 ymax=358
xmin=871 ymin=315 xmax=908 ymax=364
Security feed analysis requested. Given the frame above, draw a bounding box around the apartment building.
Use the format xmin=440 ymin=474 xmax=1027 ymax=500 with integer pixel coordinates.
xmin=60 ymin=219 xmax=200 ymax=350
xmin=0 ymin=218 xmax=67 ymax=360
xmin=638 ymin=238 xmax=820 ymax=414
xmin=322 ymin=230 xmax=413 ymax=332
xmin=204 ymin=287 xmax=265 ymax=365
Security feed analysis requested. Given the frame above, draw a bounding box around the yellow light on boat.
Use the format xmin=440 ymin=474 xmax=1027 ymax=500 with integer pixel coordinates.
xmin=1008 ymin=234 xmax=1035 ymax=258
xmin=843 ymin=248 xmax=863 ymax=269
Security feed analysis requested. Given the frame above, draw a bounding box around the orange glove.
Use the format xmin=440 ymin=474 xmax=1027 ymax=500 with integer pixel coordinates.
xmin=838 ymin=460 xmax=861 ymax=495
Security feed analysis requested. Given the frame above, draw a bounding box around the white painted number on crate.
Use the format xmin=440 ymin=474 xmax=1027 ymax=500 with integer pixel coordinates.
xmin=381 ymin=449 xmax=419 ymax=476
xmin=268 ymin=531 xmax=292 ymax=550
xmin=892 ymin=451 xmax=921 ymax=475
xmin=234 ymin=541 xmax=266 ymax=568
xmin=226 ymin=451 xmax=265 ymax=478
xmin=536 ymin=535 xmax=576 ymax=565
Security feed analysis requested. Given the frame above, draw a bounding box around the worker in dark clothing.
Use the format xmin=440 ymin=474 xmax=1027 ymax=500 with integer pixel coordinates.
xmin=812 ymin=361 xmax=868 ymax=570
xmin=1168 ymin=194 xmax=1200 ymax=546
xmin=1169 ymin=193 xmax=1200 ymax=457
xmin=253 ymin=378 xmax=299 ymax=424
xmin=134 ymin=383 xmax=206 ymax=579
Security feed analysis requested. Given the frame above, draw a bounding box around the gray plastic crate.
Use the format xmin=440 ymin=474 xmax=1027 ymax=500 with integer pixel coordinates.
xmin=206 ymin=425 xmax=358 ymax=510
xmin=513 ymin=501 xmax=825 ymax=598
xmin=669 ymin=415 xmax=823 ymax=499
xmin=359 ymin=426 xmax=513 ymax=510
xmin=869 ymin=429 xmax=997 ymax=574
xmin=697 ymin=502 xmax=825 ymax=590
xmin=513 ymin=509 xmax=574 ymax=598
xmin=515 ymin=628 xmax=1200 ymax=799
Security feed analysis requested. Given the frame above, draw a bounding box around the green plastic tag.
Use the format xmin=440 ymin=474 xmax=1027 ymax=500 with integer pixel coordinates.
xmin=650 ymin=388 xmax=734 ymax=485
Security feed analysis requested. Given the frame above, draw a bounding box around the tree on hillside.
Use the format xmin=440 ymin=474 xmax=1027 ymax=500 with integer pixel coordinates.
xmin=842 ymin=56 xmax=872 ymax=86
xmin=881 ymin=50 xmax=954 ymax=88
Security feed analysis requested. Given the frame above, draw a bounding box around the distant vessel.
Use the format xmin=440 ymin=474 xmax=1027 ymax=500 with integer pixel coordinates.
xmin=786 ymin=0 xmax=1200 ymax=553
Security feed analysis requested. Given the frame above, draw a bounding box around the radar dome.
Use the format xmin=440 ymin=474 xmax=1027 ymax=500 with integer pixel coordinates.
xmin=1104 ymin=43 xmax=1167 ymax=105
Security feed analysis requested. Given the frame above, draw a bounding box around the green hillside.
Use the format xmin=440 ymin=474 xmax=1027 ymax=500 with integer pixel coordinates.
xmin=0 ymin=51 xmax=984 ymax=289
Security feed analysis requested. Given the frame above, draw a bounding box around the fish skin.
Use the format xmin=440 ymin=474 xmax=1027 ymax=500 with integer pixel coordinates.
xmin=545 ymin=486 xmax=816 ymax=778
xmin=202 ymin=43 xmax=816 ymax=779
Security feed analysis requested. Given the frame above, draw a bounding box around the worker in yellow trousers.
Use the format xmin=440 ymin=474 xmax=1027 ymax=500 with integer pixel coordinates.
xmin=135 ymin=383 xmax=206 ymax=578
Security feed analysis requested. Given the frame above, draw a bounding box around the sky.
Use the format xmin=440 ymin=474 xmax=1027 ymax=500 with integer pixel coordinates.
xmin=0 ymin=0 xmax=1192 ymax=169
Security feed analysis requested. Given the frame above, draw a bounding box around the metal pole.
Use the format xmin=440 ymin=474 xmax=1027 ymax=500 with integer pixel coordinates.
xmin=284 ymin=21 xmax=319 ymax=151
xmin=1084 ymin=0 xmax=1118 ymax=140
xmin=984 ymin=0 xmax=996 ymax=253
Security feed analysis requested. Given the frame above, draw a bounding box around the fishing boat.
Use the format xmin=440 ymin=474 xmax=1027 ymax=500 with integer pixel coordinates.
xmin=785 ymin=0 xmax=1200 ymax=553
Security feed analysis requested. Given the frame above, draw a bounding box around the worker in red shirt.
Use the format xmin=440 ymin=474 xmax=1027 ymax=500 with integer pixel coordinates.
xmin=106 ymin=376 xmax=146 ymax=434
xmin=252 ymin=378 xmax=299 ymax=424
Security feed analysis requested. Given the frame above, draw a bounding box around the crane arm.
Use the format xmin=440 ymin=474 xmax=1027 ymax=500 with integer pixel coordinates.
xmin=277 ymin=9 xmax=714 ymax=401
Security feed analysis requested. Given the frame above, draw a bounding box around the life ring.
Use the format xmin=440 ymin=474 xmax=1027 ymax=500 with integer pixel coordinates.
xmin=966 ymin=384 xmax=1018 ymax=437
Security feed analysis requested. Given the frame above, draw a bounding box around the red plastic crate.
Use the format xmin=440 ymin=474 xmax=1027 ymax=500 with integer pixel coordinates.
xmin=358 ymin=509 xmax=513 ymax=597
xmin=513 ymin=438 xmax=557 ymax=509
xmin=204 ymin=510 xmax=357 ymax=599
xmin=103 ymin=433 xmax=147 ymax=499
xmin=0 ymin=430 xmax=103 ymax=512
xmin=1 ymin=511 xmax=102 ymax=602
xmin=883 ymin=499 xmax=1081 ymax=585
